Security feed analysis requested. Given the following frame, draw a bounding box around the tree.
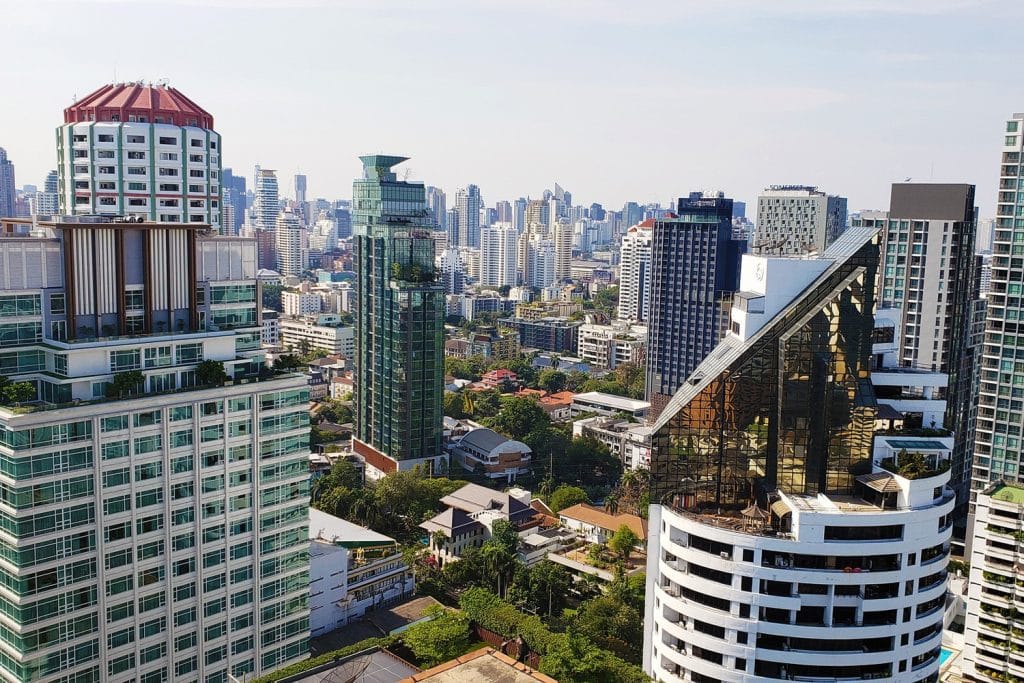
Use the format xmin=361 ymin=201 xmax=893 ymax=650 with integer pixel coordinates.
xmin=443 ymin=391 xmax=468 ymax=419
xmin=549 ymin=485 xmax=590 ymax=513
xmin=109 ymin=370 xmax=145 ymax=398
xmin=607 ymin=525 xmax=640 ymax=563
xmin=539 ymin=632 xmax=606 ymax=682
xmin=196 ymin=360 xmax=229 ymax=387
xmin=262 ymin=283 xmax=283 ymax=311
xmin=537 ymin=369 xmax=567 ymax=394
xmin=569 ymin=593 xmax=643 ymax=664
xmin=525 ymin=560 xmax=572 ymax=618
xmin=488 ymin=519 xmax=520 ymax=554
xmin=0 ymin=382 xmax=34 ymax=406
xmin=320 ymin=398 xmax=353 ymax=425
xmin=274 ymin=354 xmax=303 ymax=370
xmin=401 ymin=607 xmax=471 ymax=667
xmin=486 ymin=396 xmax=549 ymax=440
xmin=482 ymin=542 xmax=517 ymax=599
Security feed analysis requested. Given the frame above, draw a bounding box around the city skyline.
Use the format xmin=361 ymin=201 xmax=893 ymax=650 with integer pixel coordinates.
xmin=1 ymin=0 xmax=1022 ymax=214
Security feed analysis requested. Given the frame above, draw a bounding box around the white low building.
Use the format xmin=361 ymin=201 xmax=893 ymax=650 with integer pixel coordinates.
xmin=571 ymin=391 xmax=650 ymax=419
xmin=280 ymin=314 xmax=354 ymax=357
xmin=308 ymin=509 xmax=414 ymax=637
xmin=573 ymin=415 xmax=652 ymax=470
xmin=262 ymin=309 xmax=281 ymax=347
xmin=576 ymin=320 xmax=647 ymax=370
xmin=282 ymin=290 xmax=322 ymax=316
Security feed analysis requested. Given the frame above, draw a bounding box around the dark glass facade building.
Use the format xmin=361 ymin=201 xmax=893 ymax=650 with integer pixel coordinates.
xmin=353 ymin=156 xmax=444 ymax=467
xmin=645 ymin=194 xmax=746 ymax=419
xmin=649 ymin=228 xmax=880 ymax=508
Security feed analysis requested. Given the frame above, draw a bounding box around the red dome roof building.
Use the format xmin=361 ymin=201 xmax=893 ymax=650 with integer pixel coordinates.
xmin=57 ymin=82 xmax=223 ymax=230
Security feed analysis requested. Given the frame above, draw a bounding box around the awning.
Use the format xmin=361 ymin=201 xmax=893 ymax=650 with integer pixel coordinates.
xmin=857 ymin=472 xmax=901 ymax=493
xmin=770 ymin=500 xmax=792 ymax=517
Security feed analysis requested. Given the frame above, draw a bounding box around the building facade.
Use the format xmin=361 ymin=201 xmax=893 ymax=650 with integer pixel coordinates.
xmin=645 ymin=194 xmax=745 ymax=419
xmin=0 ymin=148 xmax=15 ymax=219
xmin=274 ymin=209 xmax=306 ymax=277
xmin=352 ymin=156 xmax=444 ymax=475
xmin=56 ymin=83 xmax=222 ymax=232
xmin=754 ymin=185 xmax=847 ymax=256
xmin=643 ymin=227 xmax=952 ymax=683
xmin=252 ymin=167 xmax=279 ymax=233
xmin=576 ymin=320 xmax=646 ymax=370
xmin=455 ymin=185 xmax=481 ymax=249
xmin=479 ymin=226 xmax=517 ymax=288
xmin=963 ymin=483 xmax=1024 ymax=682
xmin=0 ymin=217 xmax=310 ymax=682
xmin=279 ymin=315 xmax=354 ymax=358
xmin=308 ymin=509 xmax=413 ymax=638
xmin=972 ymin=112 xmax=1024 ymax=503
xmin=617 ymin=220 xmax=652 ymax=322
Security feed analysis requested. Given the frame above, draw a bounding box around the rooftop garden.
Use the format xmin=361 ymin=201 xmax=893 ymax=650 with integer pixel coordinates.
xmin=879 ymin=450 xmax=951 ymax=480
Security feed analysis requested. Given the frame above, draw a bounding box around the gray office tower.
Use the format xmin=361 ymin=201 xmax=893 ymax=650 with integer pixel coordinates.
xmin=755 ymin=185 xmax=847 ymax=255
xmin=221 ymin=168 xmax=247 ymax=235
xmin=645 ymin=193 xmax=746 ymax=419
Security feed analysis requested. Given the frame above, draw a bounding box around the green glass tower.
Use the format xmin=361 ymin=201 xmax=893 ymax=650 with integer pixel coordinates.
xmin=352 ymin=156 xmax=445 ymax=474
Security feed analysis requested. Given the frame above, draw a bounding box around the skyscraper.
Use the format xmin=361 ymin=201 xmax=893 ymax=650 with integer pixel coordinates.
xmin=480 ymin=225 xmax=517 ymax=288
xmin=553 ymin=218 xmax=573 ymax=283
xmin=56 ymin=83 xmax=223 ymax=231
xmin=29 ymin=170 xmax=59 ymax=217
xmin=622 ymin=201 xmax=643 ymax=229
xmin=645 ymin=194 xmax=746 ymax=418
xmin=275 ymin=208 xmax=307 ymax=276
xmin=445 ymin=207 xmax=459 ymax=247
xmin=222 ymin=167 xmax=247 ymax=236
xmin=643 ymin=227 xmax=952 ymax=683
xmin=617 ymin=219 xmax=653 ymax=322
xmin=455 ymin=184 xmax=481 ymax=248
xmin=754 ymin=185 xmax=848 ymax=255
xmin=857 ymin=184 xmax=980 ymax=508
xmin=294 ymin=173 xmax=307 ymax=203
xmin=352 ymin=156 xmax=444 ymax=476
xmin=426 ymin=186 xmax=446 ymax=231
xmin=513 ymin=197 xmax=527 ymax=233
xmin=495 ymin=200 xmax=513 ymax=224
xmin=0 ymin=149 xmax=15 ymax=219
xmin=971 ymin=113 xmax=1024 ymax=497
xmin=0 ymin=215 xmax=310 ymax=682
xmin=253 ymin=167 xmax=279 ymax=232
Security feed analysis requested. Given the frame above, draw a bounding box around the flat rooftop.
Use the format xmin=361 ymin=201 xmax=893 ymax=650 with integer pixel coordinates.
xmin=572 ymin=391 xmax=650 ymax=411
xmin=991 ymin=484 xmax=1024 ymax=505
xmin=309 ymin=508 xmax=396 ymax=548
xmin=401 ymin=647 xmax=555 ymax=682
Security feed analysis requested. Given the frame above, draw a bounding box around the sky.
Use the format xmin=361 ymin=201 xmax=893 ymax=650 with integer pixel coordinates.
xmin=1 ymin=0 xmax=1022 ymax=216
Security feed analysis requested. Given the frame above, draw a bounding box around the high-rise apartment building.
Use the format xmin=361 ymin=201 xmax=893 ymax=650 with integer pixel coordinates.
xmin=455 ymin=184 xmax=481 ymax=248
xmin=275 ymin=208 xmax=307 ymax=277
xmin=963 ymin=483 xmax=1024 ymax=682
xmin=55 ymin=83 xmax=223 ymax=231
xmin=754 ymin=185 xmax=847 ymax=255
xmin=352 ymin=156 xmax=444 ymax=477
xmin=0 ymin=216 xmax=310 ymax=682
xmin=971 ymin=112 xmax=1024 ymax=500
xmin=553 ymin=218 xmax=573 ymax=283
xmin=445 ymin=207 xmax=459 ymax=247
xmin=252 ymin=167 xmax=279 ymax=233
xmin=293 ymin=174 xmax=306 ymax=204
xmin=495 ymin=200 xmax=512 ymax=224
xmin=643 ymin=227 xmax=952 ymax=683
xmin=0 ymin=149 xmax=15 ymax=219
xmin=425 ymin=186 xmax=446 ymax=232
xmin=513 ymin=198 xmax=527 ymax=233
xmin=617 ymin=219 xmax=653 ymax=323
xmin=854 ymin=184 xmax=980 ymax=511
xmin=526 ymin=238 xmax=556 ymax=289
xmin=645 ymin=194 xmax=745 ymax=418
xmin=221 ymin=168 xmax=246 ymax=236
xmin=28 ymin=171 xmax=59 ymax=217
xmin=440 ymin=247 xmax=466 ymax=295
xmin=480 ymin=226 xmax=517 ymax=288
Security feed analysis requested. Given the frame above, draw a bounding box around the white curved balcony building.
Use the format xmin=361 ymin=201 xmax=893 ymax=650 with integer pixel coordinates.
xmin=646 ymin=465 xmax=953 ymax=683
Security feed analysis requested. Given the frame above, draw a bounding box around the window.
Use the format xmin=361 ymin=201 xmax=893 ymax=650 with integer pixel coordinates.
xmin=158 ymin=136 xmax=177 ymax=145
xmin=144 ymin=346 xmax=172 ymax=368
xmin=175 ymin=607 xmax=196 ymax=627
xmin=133 ymin=410 xmax=161 ymax=428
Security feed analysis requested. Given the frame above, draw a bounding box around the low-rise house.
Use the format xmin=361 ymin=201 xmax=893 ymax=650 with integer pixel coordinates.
xmin=557 ymin=503 xmax=647 ymax=546
xmin=420 ymin=483 xmax=540 ymax=564
xmin=309 ymin=509 xmax=414 ymax=637
xmin=518 ymin=527 xmax=578 ymax=566
xmin=448 ymin=427 xmax=532 ymax=483
xmin=479 ymin=368 xmax=520 ymax=390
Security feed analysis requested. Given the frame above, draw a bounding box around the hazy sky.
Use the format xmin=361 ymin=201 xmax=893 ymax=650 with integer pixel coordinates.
xmin=2 ymin=0 xmax=1022 ymax=215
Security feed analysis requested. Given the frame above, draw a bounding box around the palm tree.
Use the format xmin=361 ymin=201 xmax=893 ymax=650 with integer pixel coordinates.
xmin=482 ymin=543 xmax=515 ymax=599
xmin=604 ymin=493 xmax=620 ymax=515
